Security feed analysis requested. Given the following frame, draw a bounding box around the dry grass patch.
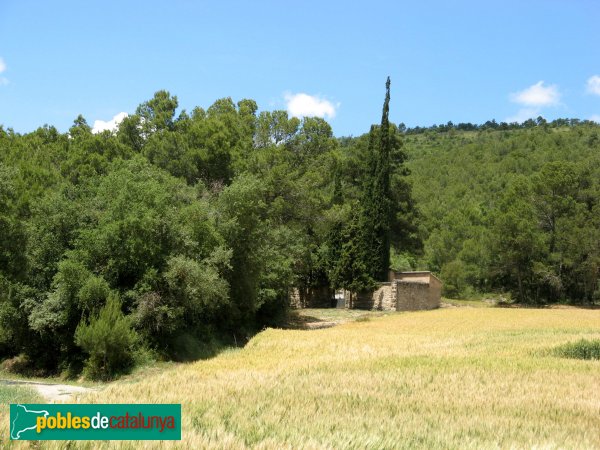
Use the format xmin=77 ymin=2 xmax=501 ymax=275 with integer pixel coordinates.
xmin=4 ymin=308 xmax=600 ymax=449
xmin=285 ymin=308 xmax=390 ymax=329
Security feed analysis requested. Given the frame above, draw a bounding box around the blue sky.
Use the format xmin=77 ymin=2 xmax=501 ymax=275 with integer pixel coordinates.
xmin=0 ymin=0 xmax=599 ymax=136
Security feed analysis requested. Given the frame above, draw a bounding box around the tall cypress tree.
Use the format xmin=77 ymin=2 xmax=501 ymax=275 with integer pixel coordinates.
xmin=364 ymin=77 xmax=392 ymax=282
xmin=376 ymin=77 xmax=392 ymax=280
xmin=328 ymin=77 xmax=395 ymax=292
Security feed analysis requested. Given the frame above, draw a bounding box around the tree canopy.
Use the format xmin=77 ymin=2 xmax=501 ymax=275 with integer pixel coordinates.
xmin=1 ymin=85 xmax=599 ymax=378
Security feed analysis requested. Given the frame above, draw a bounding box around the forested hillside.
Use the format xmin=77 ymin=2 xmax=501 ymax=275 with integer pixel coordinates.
xmin=1 ymin=88 xmax=599 ymax=379
xmin=402 ymin=121 xmax=600 ymax=303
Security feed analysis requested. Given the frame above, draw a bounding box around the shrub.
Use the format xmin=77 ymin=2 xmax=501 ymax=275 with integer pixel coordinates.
xmin=441 ymin=260 xmax=467 ymax=298
xmin=75 ymin=293 xmax=138 ymax=380
xmin=164 ymin=254 xmax=230 ymax=319
xmin=0 ymin=354 xmax=33 ymax=374
xmin=552 ymin=339 xmax=600 ymax=360
xmin=169 ymin=332 xmax=223 ymax=362
xmin=77 ymin=275 xmax=110 ymax=314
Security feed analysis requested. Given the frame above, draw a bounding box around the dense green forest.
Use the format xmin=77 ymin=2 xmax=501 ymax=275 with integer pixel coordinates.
xmin=1 ymin=86 xmax=599 ymax=378
xmin=402 ymin=121 xmax=600 ymax=303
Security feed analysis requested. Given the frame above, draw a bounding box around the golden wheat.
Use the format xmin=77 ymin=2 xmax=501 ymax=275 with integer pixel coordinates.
xmin=3 ymin=308 xmax=600 ymax=449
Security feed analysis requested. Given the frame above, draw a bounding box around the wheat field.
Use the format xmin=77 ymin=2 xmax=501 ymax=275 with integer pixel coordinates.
xmin=4 ymin=307 xmax=600 ymax=449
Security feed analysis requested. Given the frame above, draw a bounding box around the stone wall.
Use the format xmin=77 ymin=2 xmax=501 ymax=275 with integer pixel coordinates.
xmin=395 ymin=272 xmax=432 ymax=283
xmin=352 ymin=283 xmax=395 ymax=310
xmin=350 ymin=277 xmax=441 ymax=311
xmin=395 ymin=281 xmax=439 ymax=311
xmin=372 ymin=283 xmax=396 ymax=310
xmin=350 ymin=291 xmax=372 ymax=310
xmin=290 ymin=272 xmax=442 ymax=311
xmin=289 ymin=286 xmax=333 ymax=308
xmin=428 ymin=276 xmax=442 ymax=309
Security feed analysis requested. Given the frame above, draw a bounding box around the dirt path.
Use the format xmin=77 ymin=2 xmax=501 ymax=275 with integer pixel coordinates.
xmin=1 ymin=378 xmax=96 ymax=402
xmin=302 ymin=321 xmax=338 ymax=329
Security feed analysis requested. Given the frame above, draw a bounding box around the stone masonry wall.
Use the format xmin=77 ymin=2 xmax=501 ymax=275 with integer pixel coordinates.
xmin=373 ymin=283 xmax=396 ymax=310
xmin=351 ymin=290 xmax=374 ymax=310
xmin=352 ymin=283 xmax=394 ymax=310
xmin=351 ymin=279 xmax=440 ymax=311
xmin=290 ymin=273 xmax=441 ymax=311
xmin=395 ymin=281 xmax=439 ymax=311
xmin=427 ymin=276 xmax=442 ymax=309
xmin=290 ymin=286 xmax=333 ymax=308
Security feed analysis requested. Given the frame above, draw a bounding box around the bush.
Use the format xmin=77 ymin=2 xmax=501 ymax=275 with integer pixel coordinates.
xmin=0 ymin=354 xmax=33 ymax=374
xmin=75 ymin=293 xmax=138 ymax=380
xmin=441 ymin=260 xmax=467 ymax=298
xmin=77 ymin=275 xmax=110 ymax=314
xmin=552 ymin=339 xmax=600 ymax=360
xmin=169 ymin=332 xmax=224 ymax=362
xmin=164 ymin=254 xmax=230 ymax=319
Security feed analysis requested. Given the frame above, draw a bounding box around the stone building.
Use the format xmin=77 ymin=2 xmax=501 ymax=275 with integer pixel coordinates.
xmin=291 ymin=271 xmax=442 ymax=311
xmin=289 ymin=286 xmax=334 ymax=309
xmin=348 ymin=271 xmax=442 ymax=311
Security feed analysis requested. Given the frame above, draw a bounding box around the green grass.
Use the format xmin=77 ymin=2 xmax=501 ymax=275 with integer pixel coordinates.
xmin=552 ymin=338 xmax=600 ymax=360
xmin=0 ymin=383 xmax=43 ymax=444
xmin=0 ymin=383 xmax=43 ymax=405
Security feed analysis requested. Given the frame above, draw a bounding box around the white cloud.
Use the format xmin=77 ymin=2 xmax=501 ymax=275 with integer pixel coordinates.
xmin=590 ymin=114 xmax=600 ymax=124
xmin=505 ymin=108 xmax=541 ymax=124
xmin=92 ymin=112 xmax=128 ymax=134
xmin=510 ymin=81 xmax=560 ymax=107
xmin=285 ymin=93 xmax=337 ymax=119
xmin=586 ymin=75 xmax=600 ymax=96
xmin=0 ymin=57 xmax=8 ymax=85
